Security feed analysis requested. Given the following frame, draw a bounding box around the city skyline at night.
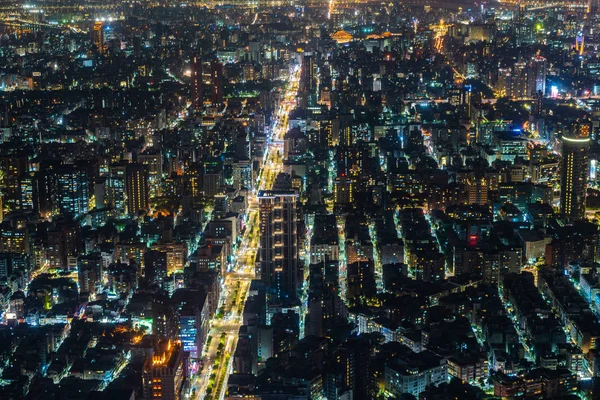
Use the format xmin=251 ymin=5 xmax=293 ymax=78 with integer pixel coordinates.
xmin=2 ymin=0 xmax=600 ymax=399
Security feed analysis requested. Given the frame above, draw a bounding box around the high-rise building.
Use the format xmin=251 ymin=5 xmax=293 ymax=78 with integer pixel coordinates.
xmin=92 ymin=21 xmax=104 ymax=54
xmin=145 ymin=250 xmax=167 ymax=287
xmin=172 ymin=290 xmax=209 ymax=359
xmin=191 ymin=53 xmax=203 ymax=112
xmin=151 ymin=242 xmax=187 ymax=276
xmin=47 ymin=229 xmax=66 ymax=269
xmin=108 ymin=164 xmax=127 ymax=217
xmin=78 ymin=254 xmax=103 ymax=294
xmin=138 ymin=153 xmax=163 ymax=198
xmin=126 ymin=163 xmax=150 ymax=216
xmin=202 ymin=160 xmax=223 ymax=197
xmin=258 ymin=190 xmax=299 ymax=300
xmin=533 ymin=90 xmax=544 ymax=116
xmin=213 ymin=194 xmax=229 ymax=219
xmin=142 ymin=340 xmax=186 ymax=400
xmin=301 ymin=55 xmax=315 ymax=92
xmin=335 ymin=114 xmax=353 ymax=148
xmin=18 ymin=172 xmax=34 ymax=212
xmin=560 ymin=121 xmax=591 ymax=222
xmin=211 ymin=59 xmax=223 ymax=105
xmin=531 ymin=55 xmax=547 ymax=95
xmin=93 ymin=179 xmax=106 ymax=210
xmin=466 ymin=177 xmax=488 ymax=206
xmin=334 ymin=175 xmax=354 ymax=205
xmin=53 ymin=165 xmax=89 ymax=217
xmin=0 ymin=155 xmax=27 ymax=203
xmin=507 ymin=62 xmax=530 ymax=99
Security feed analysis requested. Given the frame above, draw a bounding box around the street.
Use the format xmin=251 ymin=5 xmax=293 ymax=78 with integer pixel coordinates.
xmin=189 ymin=64 xmax=301 ymax=400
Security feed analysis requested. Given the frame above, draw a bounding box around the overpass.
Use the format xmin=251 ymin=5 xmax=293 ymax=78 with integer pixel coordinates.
xmin=0 ymin=17 xmax=65 ymax=31
xmin=0 ymin=2 xmax=121 ymax=12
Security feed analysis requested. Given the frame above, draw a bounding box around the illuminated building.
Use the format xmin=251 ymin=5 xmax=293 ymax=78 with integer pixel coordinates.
xmin=507 ymin=62 xmax=530 ymax=99
xmin=505 ymin=57 xmax=546 ymax=99
xmin=116 ymin=242 xmax=146 ymax=268
xmin=151 ymin=243 xmax=187 ymax=275
xmin=300 ymin=55 xmax=316 ymax=94
xmin=125 ymin=163 xmax=150 ymax=216
xmin=92 ymin=21 xmax=104 ymax=54
xmin=7 ymin=291 xmax=25 ymax=325
xmin=0 ymin=218 xmax=27 ymax=253
xmin=533 ymin=90 xmax=544 ymax=116
xmin=178 ymin=314 xmax=197 ymax=358
xmin=334 ymin=175 xmax=354 ymax=205
xmin=309 ymin=214 xmax=340 ymax=264
xmin=173 ymin=290 xmax=209 ymax=359
xmin=46 ymin=229 xmax=66 ymax=269
xmin=18 ymin=172 xmax=34 ymax=212
xmin=560 ymin=122 xmax=591 ymax=222
xmin=384 ymin=351 xmax=447 ymax=398
xmin=466 ymin=177 xmax=488 ymax=206
xmin=243 ymin=63 xmax=256 ymax=82
xmin=108 ymin=164 xmax=126 ymax=217
xmin=0 ymin=253 xmax=27 ymax=280
xmin=232 ymin=161 xmax=252 ymax=191
xmin=197 ymin=244 xmax=227 ymax=276
xmin=138 ymin=153 xmax=163 ymax=198
xmin=78 ymin=254 xmax=103 ymax=294
xmin=213 ymin=194 xmax=229 ymax=219
xmin=191 ymin=53 xmax=203 ymax=112
xmin=258 ymin=190 xmax=299 ymax=301
xmin=334 ymin=114 xmax=353 ymax=148
xmin=202 ymin=160 xmax=223 ymax=197
xmin=330 ymin=30 xmax=353 ymax=44
xmin=0 ymin=155 xmax=27 ymax=204
xmin=210 ymin=59 xmax=223 ymax=105
xmin=344 ymin=217 xmax=373 ymax=266
xmin=142 ymin=340 xmax=186 ymax=400
xmin=576 ymin=34 xmax=585 ymax=56
xmin=531 ymin=55 xmax=547 ymax=95
xmin=53 ymin=165 xmax=89 ymax=217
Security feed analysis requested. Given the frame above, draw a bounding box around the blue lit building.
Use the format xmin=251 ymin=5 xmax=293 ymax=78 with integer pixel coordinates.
xmin=179 ymin=315 xmax=198 ymax=357
xmin=172 ymin=290 xmax=209 ymax=360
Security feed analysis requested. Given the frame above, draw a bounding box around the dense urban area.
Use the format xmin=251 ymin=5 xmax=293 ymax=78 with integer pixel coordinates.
xmin=2 ymin=0 xmax=600 ymax=399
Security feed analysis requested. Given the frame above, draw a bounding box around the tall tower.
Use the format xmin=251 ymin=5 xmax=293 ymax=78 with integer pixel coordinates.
xmin=92 ymin=21 xmax=104 ymax=54
xmin=530 ymin=55 xmax=547 ymax=95
xmin=560 ymin=121 xmax=591 ymax=222
xmin=191 ymin=53 xmax=203 ymax=112
xmin=258 ymin=190 xmax=299 ymax=301
xmin=211 ymin=59 xmax=223 ymax=105
xmin=126 ymin=163 xmax=150 ymax=216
